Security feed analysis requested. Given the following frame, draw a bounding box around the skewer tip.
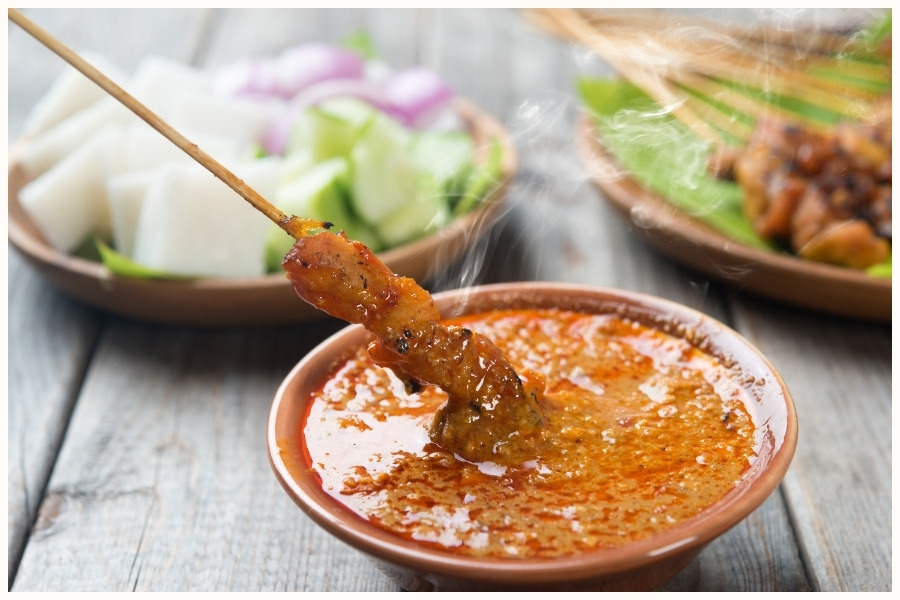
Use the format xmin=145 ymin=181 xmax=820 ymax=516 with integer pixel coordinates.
xmin=281 ymin=216 xmax=333 ymax=240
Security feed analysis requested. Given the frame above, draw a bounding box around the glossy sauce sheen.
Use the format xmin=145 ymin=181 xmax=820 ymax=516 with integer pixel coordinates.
xmin=300 ymin=309 xmax=758 ymax=559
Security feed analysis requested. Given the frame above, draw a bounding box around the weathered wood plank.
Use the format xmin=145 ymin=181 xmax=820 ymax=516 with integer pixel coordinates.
xmin=7 ymin=7 xmax=212 ymax=585
xmin=10 ymin=318 xmax=388 ymax=592
xmin=6 ymin=252 xmax=102 ymax=585
xmin=732 ymin=302 xmax=891 ymax=591
xmin=660 ymin=492 xmax=811 ymax=591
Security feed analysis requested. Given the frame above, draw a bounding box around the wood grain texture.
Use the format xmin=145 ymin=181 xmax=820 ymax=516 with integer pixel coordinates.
xmin=7 ymin=8 xmax=204 ymax=585
xmin=7 ymin=251 xmax=102 ymax=585
xmin=11 ymin=319 xmax=368 ymax=592
xmin=7 ymin=7 xmax=888 ymax=592
xmin=660 ymin=493 xmax=811 ymax=591
xmin=732 ymin=301 xmax=891 ymax=591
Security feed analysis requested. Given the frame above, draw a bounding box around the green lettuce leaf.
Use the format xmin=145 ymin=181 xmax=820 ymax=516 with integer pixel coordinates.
xmin=95 ymin=238 xmax=194 ymax=280
xmin=866 ymin=252 xmax=892 ymax=278
xmin=342 ymin=31 xmax=379 ymax=60
xmin=453 ymin=137 xmax=504 ymax=218
xmin=578 ymin=76 xmax=892 ymax=278
xmin=578 ymin=77 xmax=772 ymax=250
xmin=859 ymin=10 xmax=892 ymax=50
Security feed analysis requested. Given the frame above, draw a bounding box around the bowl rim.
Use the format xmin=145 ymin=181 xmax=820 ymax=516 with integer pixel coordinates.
xmin=267 ymin=281 xmax=798 ymax=584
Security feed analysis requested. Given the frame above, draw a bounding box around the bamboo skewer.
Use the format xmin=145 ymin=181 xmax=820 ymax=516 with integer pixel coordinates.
xmin=669 ymin=71 xmax=819 ymax=139
xmin=596 ymin=30 xmax=882 ymax=124
xmin=542 ymin=7 xmax=889 ymax=102
xmin=536 ymin=6 xmax=879 ymax=88
xmin=527 ymin=8 xmax=723 ymax=146
xmin=675 ymin=85 xmax=755 ymax=143
xmin=525 ymin=7 xmax=890 ymax=149
xmin=569 ymin=7 xmax=882 ymax=58
xmin=607 ymin=15 xmax=891 ymax=88
xmin=639 ymin=34 xmax=886 ymax=110
xmin=8 ymin=8 xmax=329 ymax=241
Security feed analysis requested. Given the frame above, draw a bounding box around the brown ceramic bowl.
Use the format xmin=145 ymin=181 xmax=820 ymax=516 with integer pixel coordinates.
xmin=267 ymin=282 xmax=798 ymax=591
xmin=7 ymin=99 xmax=514 ymax=326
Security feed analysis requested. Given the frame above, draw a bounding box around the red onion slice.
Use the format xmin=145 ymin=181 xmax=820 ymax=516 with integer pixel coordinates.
xmin=213 ymin=57 xmax=282 ymax=100
xmin=220 ymin=46 xmax=461 ymax=153
xmin=274 ymin=43 xmax=366 ymax=99
xmin=380 ymin=67 xmax=455 ymax=129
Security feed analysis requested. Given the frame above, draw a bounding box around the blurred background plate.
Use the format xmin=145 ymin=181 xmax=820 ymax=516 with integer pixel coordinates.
xmin=8 ymin=99 xmax=516 ymax=326
xmin=577 ymin=115 xmax=891 ymax=322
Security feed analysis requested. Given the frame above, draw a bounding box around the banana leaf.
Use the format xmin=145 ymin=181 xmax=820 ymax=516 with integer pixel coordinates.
xmin=578 ymin=77 xmax=772 ymax=250
xmin=578 ymin=76 xmax=892 ymax=277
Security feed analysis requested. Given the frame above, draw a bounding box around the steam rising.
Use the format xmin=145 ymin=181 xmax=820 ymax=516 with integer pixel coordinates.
xmin=426 ymin=8 xmax=889 ymax=297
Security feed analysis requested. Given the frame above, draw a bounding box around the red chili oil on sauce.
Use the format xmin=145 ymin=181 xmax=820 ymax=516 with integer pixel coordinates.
xmin=300 ymin=308 xmax=758 ymax=559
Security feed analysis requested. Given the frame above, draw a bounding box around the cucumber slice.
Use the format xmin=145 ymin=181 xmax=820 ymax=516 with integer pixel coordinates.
xmin=411 ymin=130 xmax=476 ymax=211
xmin=96 ymin=238 xmax=190 ymax=279
xmin=349 ymin=113 xmax=417 ymax=224
xmin=265 ymin=157 xmax=380 ymax=270
xmin=335 ymin=220 xmax=384 ymax=254
xmin=454 ymin=138 xmax=504 ymax=217
xmin=317 ymin=97 xmax=379 ymax=125
xmin=286 ymin=98 xmax=376 ymax=162
xmin=280 ymin=148 xmax=315 ymax=181
xmin=375 ymin=191 xmax=450 ymax=247
xmin=274 ymin=156 xmax=351 ymax=224
xmin=410 ymin=130 xmax=475 ymax=182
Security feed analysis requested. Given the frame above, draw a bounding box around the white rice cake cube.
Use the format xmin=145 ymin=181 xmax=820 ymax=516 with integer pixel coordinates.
xmin=18 ymin=125 xmax=125 ymax=252
xmin=129 ymin=56 xmax=211 ymax=123
xmin=116 ymin=124 xmax=242 ymax=174
xmin=107 ymin=129 xmax=243 ymax=258
xmin=16 ymin=97 xmax=137 ymax=178
xmin=131 ymin=158 xmax=284 ymax=278
xmin=167 ymin=92 xmax=271 ymax=152
xmin=106 ymin=170 xmax=155 ymax=258
xmin=21 ymin=51 xmax=129 ymax=138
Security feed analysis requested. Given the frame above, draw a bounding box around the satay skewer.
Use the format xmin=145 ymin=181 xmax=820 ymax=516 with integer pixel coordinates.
xmin=8 ymin=7 xmax=329 ymax=240
xmin=567 ymin=7 xmax=888 ymax=59
xmin=10 ymin=8 xmax=548 ymax=466
xmin=524 ymin=7 xmax=889 ymax=147
xmin=525 ymin=7 xmax=723 ymax=146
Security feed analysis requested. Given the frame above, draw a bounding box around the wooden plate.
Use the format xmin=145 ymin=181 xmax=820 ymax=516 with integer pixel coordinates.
xmin=8 ymin=100 xmax=516 ymax=326
xmin=577 ymin=115 xmax=891 ymax=322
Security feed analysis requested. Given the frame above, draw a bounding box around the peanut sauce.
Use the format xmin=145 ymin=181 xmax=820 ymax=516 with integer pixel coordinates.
xmin=300 ymin=308 xmax=758 ymax=559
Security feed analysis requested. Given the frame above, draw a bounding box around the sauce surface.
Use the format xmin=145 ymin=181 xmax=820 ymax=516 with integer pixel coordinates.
xmin=300 ymin=309 xmax=759 ymax=559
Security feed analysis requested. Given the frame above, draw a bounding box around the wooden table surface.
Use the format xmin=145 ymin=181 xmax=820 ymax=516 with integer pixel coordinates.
xmin=7 ymin=8 xmax=892 ymax=592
